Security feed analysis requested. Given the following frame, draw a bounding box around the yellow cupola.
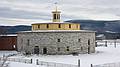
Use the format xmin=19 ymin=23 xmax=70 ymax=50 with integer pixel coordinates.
xmin=52 ymin=6 xmax=61 ymax=22
xmin=31 ymin=3 xmax=80 ymax=31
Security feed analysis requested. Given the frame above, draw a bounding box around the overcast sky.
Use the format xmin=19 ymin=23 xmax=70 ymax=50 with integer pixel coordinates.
xmin=0 ymin=0 xmax=120 ymax=26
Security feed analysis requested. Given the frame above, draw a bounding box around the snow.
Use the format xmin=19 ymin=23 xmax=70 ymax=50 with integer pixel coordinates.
xmin=1 ymin=42 xmax=120 ymax=67
xmin=0 ymin=34 xmax=17 ymax=36
xmin=19 ymin=30 xmax=95 ymax=33
xmin=0 ymin=51 xmax=17 ymax=57
xmin=9 ymin=62 xmax=42 ymax=67
xmin=96 ymin=34 xmax=105 ymax=37
xmin=23 ymin=46 xmax=120 ymax=67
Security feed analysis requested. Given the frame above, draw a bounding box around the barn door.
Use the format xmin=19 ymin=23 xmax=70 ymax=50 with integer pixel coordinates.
xmin=34 ymin=46 xmax=39 ymax=54
xmin=43 ymin=47 xmax=47 ymax=54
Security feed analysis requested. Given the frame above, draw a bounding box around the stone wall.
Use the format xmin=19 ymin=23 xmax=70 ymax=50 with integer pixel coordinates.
xmin=17 ymin=31 xmax=95 ymax=55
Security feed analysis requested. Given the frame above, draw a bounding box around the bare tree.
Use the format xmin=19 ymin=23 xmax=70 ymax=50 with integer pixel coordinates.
xmin=0 ymin=55 xmax=9 ymax=67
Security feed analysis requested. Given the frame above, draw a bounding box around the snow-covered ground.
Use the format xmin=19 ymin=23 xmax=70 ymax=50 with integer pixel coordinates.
xmin=0 ymin=51 xmax=17 ymax=57
xmin=9 ymin=62 xmax=42 ymax=67
xmin=24 ymin=45 xmax=120 ymax=67
xmin=1 ymin=45 xmax=120 ymax=67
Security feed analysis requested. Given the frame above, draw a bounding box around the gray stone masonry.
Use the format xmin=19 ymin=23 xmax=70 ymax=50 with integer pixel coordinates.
xmin=17 ymin=30 xmax=96 ymax=55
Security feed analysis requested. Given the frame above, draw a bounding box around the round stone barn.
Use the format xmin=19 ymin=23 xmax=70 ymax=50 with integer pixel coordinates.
xmin=17 ymin=7 xmax=96 ymax=55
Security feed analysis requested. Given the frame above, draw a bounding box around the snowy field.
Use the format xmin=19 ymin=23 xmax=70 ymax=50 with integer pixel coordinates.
xmin=23 ymin=45 xmax=120 ymax=67
xmin=0 ymin=51 xmax=17 ymax=57
xmin=1 ymin=43 xmax=120 ymax=67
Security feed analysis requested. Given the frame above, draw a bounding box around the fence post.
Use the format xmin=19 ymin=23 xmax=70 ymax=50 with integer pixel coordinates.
xmin=47 ymin=62 xmax=49 ymax=67
xmin=95 ymin=42 xmax=97 ymax=47
xmin=19 ymin=58 xmax=20 ymax=62
xmin=54 ymin=63 xmax=56 ymax=67
xmin=105 ymin=41 xmax=107 ymax=47
xmin=114 ymin=40 xmax=116 ymax=48
xmin=25 ymin=59 xmax=26 ymax=63
xmin=78 ymin=59 xmax=80 ymax=67
xmin=36 ymin=59 xmax=39 ymax=65
xmin=91 ymin=64 xmax=93 ymax=67
xmin=31 ymin=59 xmax=32 ymax=64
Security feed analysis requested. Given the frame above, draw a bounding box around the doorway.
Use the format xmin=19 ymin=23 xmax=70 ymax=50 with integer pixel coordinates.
xmin=43 ymin=47 xmax=47 ymax=54
xmin=34 ymin=46 xmax=39 ymax=54
xmin=88 ymin=39 xmax=90 ymax=54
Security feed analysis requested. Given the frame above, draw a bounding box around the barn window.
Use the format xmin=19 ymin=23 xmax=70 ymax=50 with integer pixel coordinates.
xmin=81 ymin=47 xmax=83 ymax=51
xmin=58 ymin=47 xmax=60 ymax=51
xmin=88 ymin=39 xmax=90 ymax=45
xmin=66 ymin=46 xmax=70 ymax=51
xmin=69 ymin=24 xmax=71 ymax=28
xmin=38 ymin=25 xmax=40 ymax=28
xmin=47 ymin=24 xmax=49 ymax=28
xmin=57 ymin=39 xmax=61 ymax=42
xmin=78 ymin=39 xmax=81 ymax=42
xmin=58 ymin=24 xmax=61 ymax=28
xmin=27 ymin=39 xmax=30 ymax=46
xmin=57 ymin=15 xmax=59 ymax=19
xmin=54 ymin=14 xmax=56 ymax=19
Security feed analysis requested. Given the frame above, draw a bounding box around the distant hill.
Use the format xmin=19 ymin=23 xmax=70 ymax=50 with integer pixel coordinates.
xmin=65 ymin=20 xmax=120 ymax=33
xmin=0 ymin=25 xmax=31 ymax=34
xmin=1 ymin=20 xmax=120 ymax=34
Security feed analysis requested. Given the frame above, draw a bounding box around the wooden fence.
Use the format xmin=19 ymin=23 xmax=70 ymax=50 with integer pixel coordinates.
xmin=92 ymin=62 xmax=120 ymax=67
xmin=36 ymin=59 xmax=78 ymax=67
xmin=0 ymin=57 xmax=78 ymax=67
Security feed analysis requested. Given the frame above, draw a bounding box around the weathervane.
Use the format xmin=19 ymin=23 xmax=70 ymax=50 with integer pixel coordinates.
xmin=52 ymin=0 xmax=61 ymax=22
xmin=54 ymin=1 xmax=58 ymax=11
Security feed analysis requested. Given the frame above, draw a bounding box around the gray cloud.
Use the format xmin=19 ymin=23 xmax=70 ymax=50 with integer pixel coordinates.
xmin=0 ymin=7 xmax=51 ymax=20
xmin=0 ymin=0 xmax=120 ymax=25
